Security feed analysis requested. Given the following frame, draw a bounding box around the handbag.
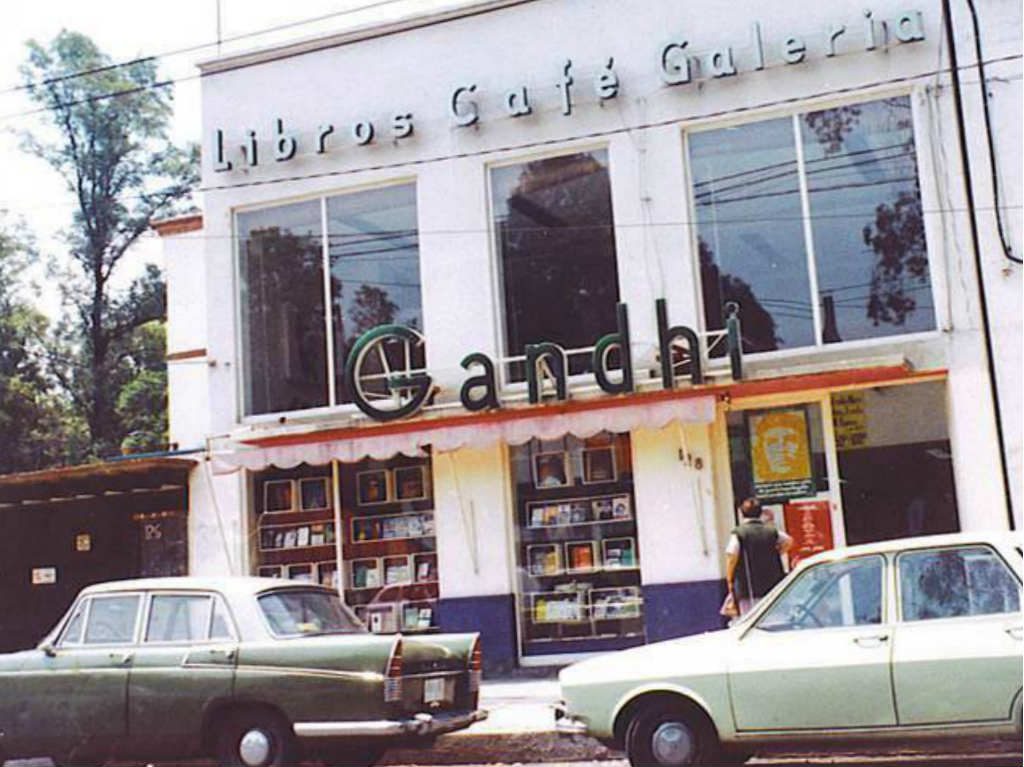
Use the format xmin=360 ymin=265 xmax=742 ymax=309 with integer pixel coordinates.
xmin=719 ymin=591 xmax=739 ymax=618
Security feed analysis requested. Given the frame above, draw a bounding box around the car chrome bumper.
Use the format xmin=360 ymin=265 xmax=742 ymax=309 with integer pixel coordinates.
xmin=294 ymin=709 xmax=488 ymax=739
xmin=553 ymin=702 xmax=589 ymax=736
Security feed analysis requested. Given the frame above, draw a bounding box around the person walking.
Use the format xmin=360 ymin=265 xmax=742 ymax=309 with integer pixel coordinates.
xmin=725 ymin=497 xmax=792 ymax=617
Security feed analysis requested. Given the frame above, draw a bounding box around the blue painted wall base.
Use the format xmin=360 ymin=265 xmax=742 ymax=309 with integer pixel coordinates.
xmin=437 ymin=593 xmax=518 ymax=674
xmin=643 ymin=579 xmax=728 ymax=642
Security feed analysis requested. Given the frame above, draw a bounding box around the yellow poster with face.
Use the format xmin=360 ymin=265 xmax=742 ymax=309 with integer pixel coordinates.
xmin=749 ymin=408 xmax=814 ymax=498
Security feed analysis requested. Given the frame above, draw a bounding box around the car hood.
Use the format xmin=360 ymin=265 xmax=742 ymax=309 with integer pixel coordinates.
xmin=560 ymin=627 xmax=739 ymax=688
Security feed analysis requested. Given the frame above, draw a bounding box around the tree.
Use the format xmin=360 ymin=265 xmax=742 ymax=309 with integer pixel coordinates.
xmin=115 ymin=320 xmax=168 ymax=454
xmin=0 ymin=217 xmax=84 ymax=474
xmin=20 ymin=31 xmax=197 ymax=458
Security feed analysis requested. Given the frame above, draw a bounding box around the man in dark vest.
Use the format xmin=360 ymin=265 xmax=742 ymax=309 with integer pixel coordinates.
xmin=726 ymin=497 xmax=792 ymax=616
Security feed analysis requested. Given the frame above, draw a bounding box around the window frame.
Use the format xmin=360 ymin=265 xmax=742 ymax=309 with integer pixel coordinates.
xmin=76 ymin=592 xmax=145 ymax=648
xmin=141 ymin=591 xmax=239 ymax=646
xmin=895 ymin=544 xmax=1023 ymax=624
xmin=232 ymin=177 xmax=422 ymax=424
xmin=683 ymin=86 xmax=945 ymax=364
xmin=751 ymin=553 xmax=888 ymax=634
xmin=255 ymin=586 xmax=366 ymax=639
xmin=56 ymin=597 xmax=91 ymax=648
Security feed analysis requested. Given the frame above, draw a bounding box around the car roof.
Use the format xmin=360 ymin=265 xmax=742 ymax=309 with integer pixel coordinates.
xmin=79 ymin=576 xmax=329 ymax=599
xmin=800 ymin=531 xmax=1022 ymax=567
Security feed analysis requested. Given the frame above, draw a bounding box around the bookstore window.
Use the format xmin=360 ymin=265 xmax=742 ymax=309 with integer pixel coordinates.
xmin=253 ymin=464 xmax=339 ymax=588
xmin=689 ymin=95 xmax=935 ymax=354
xmin=491 ymin=150 xmax=620 ymax=379
xmin=510 ymin=433 xmax=644 ymax=657
xmin=339 ymin=455 xmax=438 ymax=634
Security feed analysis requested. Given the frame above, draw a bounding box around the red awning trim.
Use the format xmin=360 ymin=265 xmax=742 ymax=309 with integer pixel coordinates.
xmin=210 ymin=364 xmax=943 ymax=473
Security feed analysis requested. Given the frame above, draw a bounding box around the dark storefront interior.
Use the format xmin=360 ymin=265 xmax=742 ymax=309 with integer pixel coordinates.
xmin=0 ymin=458 xmax=192 ymax=652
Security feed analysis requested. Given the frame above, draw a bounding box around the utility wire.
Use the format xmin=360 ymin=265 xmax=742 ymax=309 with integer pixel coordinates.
xmin=962 ymin=0 xmax=1021 ymax=264
xmin=0 ymin=0 xmax=420 ymax=99
xmin=192 ymin=55 xmax=1023 ymax=196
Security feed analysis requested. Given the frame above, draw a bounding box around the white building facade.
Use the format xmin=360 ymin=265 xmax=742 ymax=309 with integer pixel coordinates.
xmin=161 ymin=0 xmax=1022 ymax=670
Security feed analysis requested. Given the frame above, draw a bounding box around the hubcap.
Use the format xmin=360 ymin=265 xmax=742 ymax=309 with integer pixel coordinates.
xmin=651 ymin=721 xmax=695 ymax=764
xmin=238 ymin=728 xmax=272 ymax=767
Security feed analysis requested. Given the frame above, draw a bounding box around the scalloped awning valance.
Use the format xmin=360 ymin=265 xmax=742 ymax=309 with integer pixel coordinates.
xmin=210 ymin=395 xmax=716 ymax=473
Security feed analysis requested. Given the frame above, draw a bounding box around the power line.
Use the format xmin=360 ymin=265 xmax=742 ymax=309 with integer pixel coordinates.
xmin=192 ymin=55 xmax=1023 ymax=196
xmin=0 ymin=0 xmax=422 ymax=100
xmin=150 ymin=201 xmax=1023 ymax=242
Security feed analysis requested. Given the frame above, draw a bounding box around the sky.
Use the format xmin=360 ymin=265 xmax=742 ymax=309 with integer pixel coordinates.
xmin=0 ymin=0 xmax=450 ymax=317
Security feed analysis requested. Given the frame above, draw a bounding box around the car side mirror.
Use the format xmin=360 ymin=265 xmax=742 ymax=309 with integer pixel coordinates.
xmin=39 ymin=641 xmax=57 ymax=658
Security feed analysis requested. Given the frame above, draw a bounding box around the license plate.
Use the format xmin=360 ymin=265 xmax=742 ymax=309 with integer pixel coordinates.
xmin=424 ymin=676 xmax=447 ymax=703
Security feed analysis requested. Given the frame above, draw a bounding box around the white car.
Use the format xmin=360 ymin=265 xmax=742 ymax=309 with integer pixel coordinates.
xmin=557 ymin=533 xmax=1023 ymax=765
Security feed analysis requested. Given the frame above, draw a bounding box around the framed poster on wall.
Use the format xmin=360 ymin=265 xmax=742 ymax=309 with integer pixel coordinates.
xmin=747 ymin=407 xmax=815 ymax=499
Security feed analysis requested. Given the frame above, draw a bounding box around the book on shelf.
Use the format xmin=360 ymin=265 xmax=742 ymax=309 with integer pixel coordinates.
xmin=567 ymin=543 xmax=595 ymax=571
xmin=384 ymin=559 xmax=411 ymax=585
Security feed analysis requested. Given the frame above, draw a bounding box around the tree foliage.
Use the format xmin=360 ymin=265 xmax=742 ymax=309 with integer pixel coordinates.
xmin=20 ymin=31 xmax=197 ymax=458
xmin=0 ymin=218 xmax=86 ymax=473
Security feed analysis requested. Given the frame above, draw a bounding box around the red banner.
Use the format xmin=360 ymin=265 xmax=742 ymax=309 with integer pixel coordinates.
xmin=783 ymin=500 xmax=834 ymax=567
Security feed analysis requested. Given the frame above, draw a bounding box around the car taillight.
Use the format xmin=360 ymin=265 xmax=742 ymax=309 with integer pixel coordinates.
xmin=384 ymin=638 xmax=403 ymax=703
xmin=468 ymin=636 xmax=482 ymax=693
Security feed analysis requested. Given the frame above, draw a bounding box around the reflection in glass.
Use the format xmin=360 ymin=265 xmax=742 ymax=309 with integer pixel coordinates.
xmin=492 ymin=151 xmax=620 ymax=377
xmin=239 ymin=201 xmax=327 ymax=415
xmin=509 ymin=433 xmax=644 ymax=657
xmin=327 ymin=184 xmax=423 ymax=403
xmin=802 ymin=96 xmax=934 ymax=343
xmin=899 ymin=547 xmax=1020 ymax=622
xmin=758 ymin=556 xmax=883 ymax=631
xmin=690 ymin=118 xmax=814 ymax=353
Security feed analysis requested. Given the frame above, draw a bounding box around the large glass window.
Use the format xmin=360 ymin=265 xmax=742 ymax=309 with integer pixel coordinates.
xmin=831 ymin=381 xmax=959 ymax=545
xmin=691 ymin=95 xmax=934 ymax=352
xmin=239 ymin=201 xmax=327 ymax=415
xmin=899 ymin=547 xmax=1021 ymax=622
xmin=238 ymin=185 xmax=422 ymax=416
xmin=328 ymin=184 xmax=422 ymax=403
xmin=510 ymin=433 xmax=644 ymax=657
xmin=491 ymin=151 xmax=620 ymax=377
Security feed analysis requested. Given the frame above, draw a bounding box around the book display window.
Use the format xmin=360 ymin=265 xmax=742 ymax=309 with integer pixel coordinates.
xmin=340 ymin=456 xmax=438 ymax=633
xmin=511 ymin=433 xmax=644 ymax=656
xmin=253 ymin=466 xmax=339 ymax=589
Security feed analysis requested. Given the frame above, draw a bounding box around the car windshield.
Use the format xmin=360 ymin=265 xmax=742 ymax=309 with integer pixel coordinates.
xmin=258 ymin=589 xmax=365 ymax=637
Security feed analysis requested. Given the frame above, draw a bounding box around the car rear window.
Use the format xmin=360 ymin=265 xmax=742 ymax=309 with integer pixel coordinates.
xmin=258 ymin=589 xmax=364 ymax=637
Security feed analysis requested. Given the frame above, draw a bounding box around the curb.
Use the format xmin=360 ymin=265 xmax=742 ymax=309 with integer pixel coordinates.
xmin=382 ymin=731 xmax=616 ymax=765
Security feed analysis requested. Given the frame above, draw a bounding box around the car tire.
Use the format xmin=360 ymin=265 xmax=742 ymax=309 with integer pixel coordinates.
xmin=216 ymin=709 xmax=296 ymax=767
xmin=319 ymin=741 xmax=388 ymax=767
xmin=624 ymin=701 xmax=717 ymax=766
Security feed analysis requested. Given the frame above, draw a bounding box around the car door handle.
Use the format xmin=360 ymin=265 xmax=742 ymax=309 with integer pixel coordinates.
xmin=853 ymin=634 xmax=889 ymax=648
xmin=1006 ymin=627 xmax=1023 ymax=641
xmin=109 ymin=651 xmax=133 ymax=665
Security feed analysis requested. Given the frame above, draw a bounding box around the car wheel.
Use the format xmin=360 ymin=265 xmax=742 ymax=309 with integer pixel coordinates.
xmin=216 ymin=709 xmax=296 ymax=767
xmin=319 ymin=741 xmax=388 ymax=767
xmin=624 ymin=701 xmax=716 ymax=766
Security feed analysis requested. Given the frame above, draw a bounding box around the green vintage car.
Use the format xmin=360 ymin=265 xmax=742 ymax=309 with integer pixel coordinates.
xmin=0 ymin=577 xmax=486 ymax=767
xmin=557 ymin=533 xmax=1023 ymax=765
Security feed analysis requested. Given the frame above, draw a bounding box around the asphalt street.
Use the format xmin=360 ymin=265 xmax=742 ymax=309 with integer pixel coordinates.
xmin=384 ymin=759 xmax=1024 ymax=767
